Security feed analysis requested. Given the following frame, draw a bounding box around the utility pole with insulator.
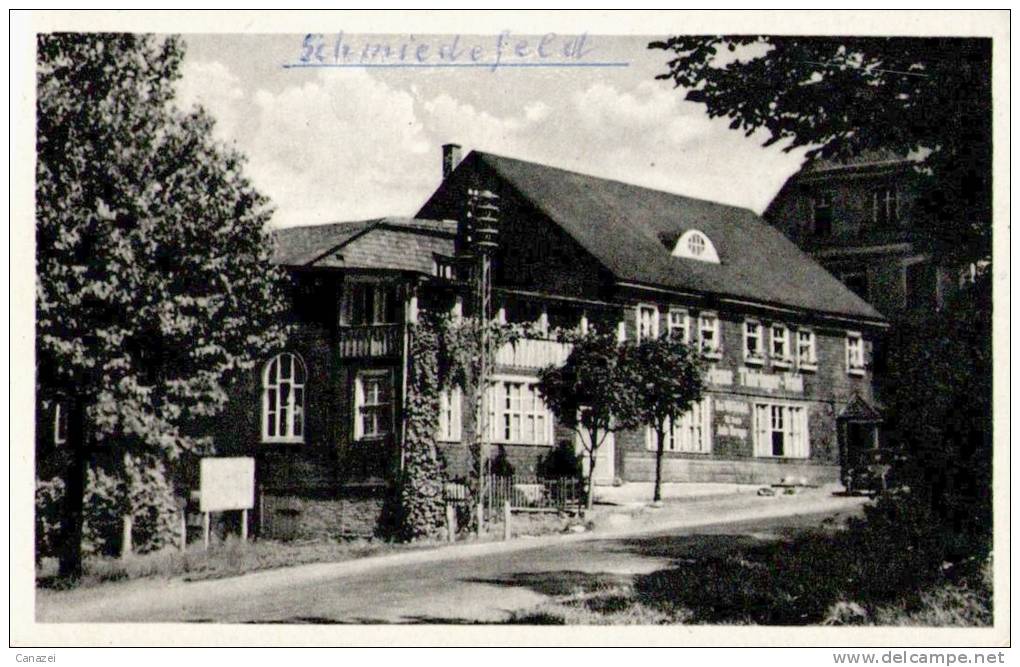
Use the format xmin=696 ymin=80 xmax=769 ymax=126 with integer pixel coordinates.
xmin=466 ymin=187 xmax=500 ymax=537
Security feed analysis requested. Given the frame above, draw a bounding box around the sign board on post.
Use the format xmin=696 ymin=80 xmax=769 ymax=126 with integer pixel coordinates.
xmin=199 ymin=457 xmax=255 ymax=512
xmin=199 ymin=457 xmax=255 ymax=547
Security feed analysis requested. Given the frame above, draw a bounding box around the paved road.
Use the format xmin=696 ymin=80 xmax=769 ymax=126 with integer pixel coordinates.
xmin=37 ymin=493 xmax=866 ymax=624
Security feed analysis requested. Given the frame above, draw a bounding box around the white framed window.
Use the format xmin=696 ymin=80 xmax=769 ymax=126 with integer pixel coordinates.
xmin=753 ymin=402 xmax=809 ymax=458
xmin=340 ymin=282 xmax=399 ymax=326
xmin=743 ymin=319 xmax=764 ymax=364
xmin=846 ymin=332 xmax=866 ymax=375
xmin=437 ymin=387 xmax=462 ymax=442
xmin=698 ymin=312 xmax=721 ymax=357
xmin=646 ymin=398 xmax=713 ymax=454
xmin=797 ymin=329 xmax=817 ymax=370
xmin=872 ymin=187 xmax=900 ymax=226
xmin=262 ymin=353 xmax=306 ymax=443
xmin=667 ymin=308 xmax=690 ymax=343
xmin=53 ymin=403 xmax=67 ymax=445
xmin=770 ymin=324 xmax=791 ymax=367
xmin=487 ymin=376 xmax=553 ymax=445
xmin=637 ymin=304 xmax=659 ymax=342
xmin=354 ymin=370 xmax=393 ymax=440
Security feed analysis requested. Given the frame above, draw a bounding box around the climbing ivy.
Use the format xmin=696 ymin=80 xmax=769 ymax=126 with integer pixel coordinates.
xmin=379 ymin=312 xmax=447 ymax=540
xmin=380 ymin=305 xmax=577 ymax=540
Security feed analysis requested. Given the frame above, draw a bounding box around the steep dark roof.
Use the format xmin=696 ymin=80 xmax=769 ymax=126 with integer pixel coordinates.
xmin=434 ymin=151 xmax=883 ymax=323
xmin=272 ymin=217 xmax=455 ymax=273
xmin=799 ymin=148 xmax=909 ymax=174
xmin=838 ymin=394 xmax=883 ymax=421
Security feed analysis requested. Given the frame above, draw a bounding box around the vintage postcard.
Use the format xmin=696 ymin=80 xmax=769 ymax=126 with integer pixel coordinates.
xmin=9 ymin=9 xmax=1010 ymax=652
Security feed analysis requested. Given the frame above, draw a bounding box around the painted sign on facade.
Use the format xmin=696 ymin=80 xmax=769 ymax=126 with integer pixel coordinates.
xmin=737 ymin=368 xmax=804 ymax=393
xmin=706 ymin=367 xmax=803 ymax=394
xmin=715 ymin=398 xmax=750 ymax=440
xmin=199 ymin=457 xmax=256 ymax=512
xmin=706 ymin=368 xmax=733 ymax=386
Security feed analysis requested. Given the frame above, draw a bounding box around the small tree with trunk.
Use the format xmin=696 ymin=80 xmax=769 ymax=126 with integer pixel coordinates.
xmin=618 ymin=332 xmax=704 ymax=503
xmin=536 ymin=331 xmax=636 ymax=509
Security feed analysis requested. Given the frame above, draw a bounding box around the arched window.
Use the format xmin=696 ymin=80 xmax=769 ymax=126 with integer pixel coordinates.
xmin=672 ymin=230 xmax=721 ymax=263
xmin=262 ymin=353 xmax=306 ymax=443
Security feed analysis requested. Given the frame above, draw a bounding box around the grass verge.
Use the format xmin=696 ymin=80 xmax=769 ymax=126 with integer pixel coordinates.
xmin=503 ymin=507 xmax=992 ymax=626
xmin=36 ymin=511 xmax=582 ymax=591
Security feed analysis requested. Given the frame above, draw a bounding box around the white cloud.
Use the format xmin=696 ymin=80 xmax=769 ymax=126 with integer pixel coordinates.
xmin=175 ymin=60 xmax=245 ymax=141
xmin=174 ymin=60 xmax=805 ymax=229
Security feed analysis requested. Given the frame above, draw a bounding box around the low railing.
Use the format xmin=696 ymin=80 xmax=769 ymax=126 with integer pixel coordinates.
xmin=495 ymin=337 xmax=573 ymax=370
xmin=338 ymin=324 xmax=401 ymax=358
xmin=485 ymin=475 xmax=582 ymax=514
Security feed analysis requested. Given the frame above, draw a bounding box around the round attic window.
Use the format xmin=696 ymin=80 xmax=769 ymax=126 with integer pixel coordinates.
xmin=673 ymin=230 xmax=720 ymax=263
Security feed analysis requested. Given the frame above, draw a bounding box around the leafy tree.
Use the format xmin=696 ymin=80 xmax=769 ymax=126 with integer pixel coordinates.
xmin=618 ymin=333 xmax=704 ymax=503
xmin=36 ymin=34 xmax=287 ymax=578
xmin=880 ymin=273 xmax=993 ymax=558
xmin=537 ymin=331 xmax=637 ymax=509
xmin=649 ymin=36 xmax=992 ymax=266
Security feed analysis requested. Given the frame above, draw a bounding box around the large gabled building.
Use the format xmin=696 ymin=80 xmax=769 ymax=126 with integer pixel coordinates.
xmin=40 ymin=147 xmax=889 ymax=541
xmin=763 ymin=150 xmax=962 ymax=320
xmin=418 ymin=148 xmax=887 ymax=488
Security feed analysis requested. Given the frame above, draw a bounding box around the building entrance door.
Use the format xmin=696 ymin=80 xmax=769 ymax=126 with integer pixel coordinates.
xmin=840 ymin=419 xmax=884 ymax=493
xmin=576 ymin=429 xmax=615 ymax=485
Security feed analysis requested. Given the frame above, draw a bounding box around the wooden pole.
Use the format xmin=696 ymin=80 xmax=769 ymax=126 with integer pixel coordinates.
xmin=179 ymin=510 xmax=187 ymax=553
xmin=445 ymin=503 xmax=456 ymax=542
xmin=203 ymin=512 xmax=211 ymax=550
xmin=120 ymin=514 xmax=133 ymax=559
xmin=503 ymin=501 xmax=511 ymax=541
xmin=241 ymin=508 xmax=249 ymax=542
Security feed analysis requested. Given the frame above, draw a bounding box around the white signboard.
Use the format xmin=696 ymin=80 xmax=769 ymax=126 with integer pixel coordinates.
xmin=199 ymin=457 xmax=255 ymax=513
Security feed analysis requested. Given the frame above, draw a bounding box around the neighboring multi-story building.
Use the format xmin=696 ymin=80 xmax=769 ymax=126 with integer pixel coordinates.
xmin=38 ymin=147 xmax=889 ymax=541
xmin=763 ymin=150 xmax=959 ymax=320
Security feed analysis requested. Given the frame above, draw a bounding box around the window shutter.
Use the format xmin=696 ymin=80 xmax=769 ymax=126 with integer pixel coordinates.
xmin=339 ymin=284 xmax=352 ymax=326
xmin=353 ymin=375 xmax=365 ymax=439
xmin=753 ymin=404 xmax=767 ymax=456
xmin=486 ymin=382 xmax=498 ymax=441
xmin=799 ymin=409 xmax=810 ymax=458
xmin=702 ymin=398 xmax=713 ymax=453
xmin=452 ymin=387 xmax=462 ymax=440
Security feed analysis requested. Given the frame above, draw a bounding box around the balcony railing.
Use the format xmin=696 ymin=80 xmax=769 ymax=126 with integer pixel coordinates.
xmin=495 ymin=337 xmax=573 ymax=371
xmin=338 ymin=324 xmax=401 ymax=358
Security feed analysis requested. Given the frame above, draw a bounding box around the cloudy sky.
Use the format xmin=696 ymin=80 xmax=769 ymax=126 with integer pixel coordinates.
xmin=175 ymin=33 xmax=808 ymax=229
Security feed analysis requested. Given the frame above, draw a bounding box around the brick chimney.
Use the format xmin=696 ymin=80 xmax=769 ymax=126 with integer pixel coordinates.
xmin=442 ymin=143 xmax=462 ymax=179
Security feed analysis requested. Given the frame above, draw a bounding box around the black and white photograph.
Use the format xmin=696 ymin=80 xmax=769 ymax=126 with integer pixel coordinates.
xmin=10 ymin=9 xmax=1009 ymax=651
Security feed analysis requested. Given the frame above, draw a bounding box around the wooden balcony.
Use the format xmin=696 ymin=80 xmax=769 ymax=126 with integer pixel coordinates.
xmin=495 ymin=337 xmax=573 ymax=371
xmin=338 ymin=324 xmax=401 ymax=358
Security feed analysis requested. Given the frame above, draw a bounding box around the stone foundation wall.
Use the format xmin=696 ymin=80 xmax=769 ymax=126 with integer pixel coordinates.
xmin=617 ymin=454 xmax=839 ymax=486
xmin=259 ymin=487 xmax=385 ymax=540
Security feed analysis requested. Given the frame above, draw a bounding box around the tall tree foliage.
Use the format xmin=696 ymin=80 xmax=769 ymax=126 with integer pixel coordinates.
xmin=618 ymin=333 xmax=704 ymax=503
xmin=649 ymin=36 xmax=992 ymax=266
xmin=537 ymin=331 xmax=636 ymax=509
xmin=881 ymin=275 xmax=993 ymax=557
xmin=36 ymin=34 xmax=287 ymax=577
